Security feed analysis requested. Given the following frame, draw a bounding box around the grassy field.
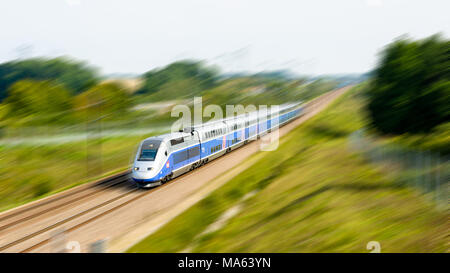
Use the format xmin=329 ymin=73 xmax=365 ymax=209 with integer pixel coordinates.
xmin=128 ymin=86 xmax=448 ymax=253
xmin=0 ymin=132 xmax=165 ymax=212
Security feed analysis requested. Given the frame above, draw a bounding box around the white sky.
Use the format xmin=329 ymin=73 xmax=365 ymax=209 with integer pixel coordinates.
xmin=0 ymin=0 xmax=448 ymax=75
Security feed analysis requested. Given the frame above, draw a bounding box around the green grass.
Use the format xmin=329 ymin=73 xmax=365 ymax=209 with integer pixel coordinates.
xmin=128 ymin=86 xmax=448 ymax=253
xmin=387 ymin=122 xmax=450 ymax=156
xmin=0 ymin=132 xmax=165 ymax=212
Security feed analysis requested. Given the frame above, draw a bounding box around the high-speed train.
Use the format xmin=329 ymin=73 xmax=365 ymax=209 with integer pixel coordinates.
xmin=131 ymin=102 xmax=303 ymax=188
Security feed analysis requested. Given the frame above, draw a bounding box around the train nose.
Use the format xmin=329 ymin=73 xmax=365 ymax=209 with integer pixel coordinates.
xmin=133 ymin=161 xmax=155 ymax=171
xmin=133 ymin=166 xmax=154 ymax=172
xmin=132 ymin=162 xmax=156 ymax=179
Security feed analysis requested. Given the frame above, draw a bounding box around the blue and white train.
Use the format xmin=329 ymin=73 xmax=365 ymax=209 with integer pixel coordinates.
xmin=131 ymin=102 xmax=303 ymax=188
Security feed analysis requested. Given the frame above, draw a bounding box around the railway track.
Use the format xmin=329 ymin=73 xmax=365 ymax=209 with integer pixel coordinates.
xmin=0 ymin=143 xmax=248 ymax=252
xmin=0 ymin=87 xmax=350 ymax=253
xmin=0 ymin=172 xmax=130 ymax=231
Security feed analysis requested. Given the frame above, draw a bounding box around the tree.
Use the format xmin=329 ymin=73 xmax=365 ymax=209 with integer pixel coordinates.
xmin=137 ymin=60 xmax=218 ymax=97
xmin=367 ymin=34 xmax=450 ymax=134
xmin=5 ymin=80 xmax=72 ymax=119
xmin=74 ymin=82 xmax=130 ymax=120
xmin=0 ymin=57 xmax=99 ymax=101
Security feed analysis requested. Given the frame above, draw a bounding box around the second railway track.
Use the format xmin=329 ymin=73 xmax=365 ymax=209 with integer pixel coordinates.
xmin=0 ymin=172 xmax=130 ymax=233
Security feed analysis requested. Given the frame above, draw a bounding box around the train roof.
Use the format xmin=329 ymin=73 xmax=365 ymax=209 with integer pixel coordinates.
xmin=142 ymin=132 xmax=191 ymax=143
xmin=190 ymin=101 xmax=303 ymax=130
xmin=142 ymin=101 xmax=303 ymax=138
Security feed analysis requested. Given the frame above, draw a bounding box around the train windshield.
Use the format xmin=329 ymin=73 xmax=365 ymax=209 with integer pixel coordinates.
xmin=138 ymin=139 xmax=162 ymax=161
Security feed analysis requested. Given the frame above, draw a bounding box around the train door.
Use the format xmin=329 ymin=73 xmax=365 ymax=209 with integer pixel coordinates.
xmin=161 ymin=143 xmax=171 ymax=175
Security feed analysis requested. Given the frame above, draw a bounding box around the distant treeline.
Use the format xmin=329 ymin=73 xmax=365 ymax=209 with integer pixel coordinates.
xmin=0 ymin=57 xmax=99 ymax=101
xmin=0 ymin=57 xmax=342 ymax=127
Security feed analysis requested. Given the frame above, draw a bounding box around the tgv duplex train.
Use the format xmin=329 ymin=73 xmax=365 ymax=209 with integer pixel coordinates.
xmin=131 ymin=102 xmax=303 ymax=188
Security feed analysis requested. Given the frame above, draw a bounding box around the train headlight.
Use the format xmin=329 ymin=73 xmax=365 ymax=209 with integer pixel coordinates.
xmin=147 ymin=167 xmax=152 ymax=171
xmin=134 ymin=167 xmax=139 ymax=171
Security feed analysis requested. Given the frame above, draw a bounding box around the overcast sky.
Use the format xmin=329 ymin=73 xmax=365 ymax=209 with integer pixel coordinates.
xmin=0 ymin=0 xmax=448 ymax=75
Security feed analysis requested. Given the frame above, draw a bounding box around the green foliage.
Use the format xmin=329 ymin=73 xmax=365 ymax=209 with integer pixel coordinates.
xmin=202 ymin=76 xmax=337 ymax=108
xmin=137 ymin=60 xmax=218 ymax=100
xmin=74 ymin=82 xmax=131 ymax=120
xmin=5 ymin=80 xmax=72 ymax=119
xmin=0 ymin=57 xmax=99 ymax=101
xmin=31 ymin=176 xmax=54 ymax=197
xmin=389 ymin=121 xmax=450 ymax=155
xmin=367 ymin=34 xmax=450 ymax=134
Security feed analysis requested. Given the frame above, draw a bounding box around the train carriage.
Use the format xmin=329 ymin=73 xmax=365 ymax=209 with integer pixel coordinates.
xmin=132 ymin=102 xmax=304 ymax=188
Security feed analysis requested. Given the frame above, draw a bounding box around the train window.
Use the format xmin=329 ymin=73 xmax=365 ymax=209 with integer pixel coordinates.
xmin=138 ymin=149 xmax=157 ymax=161
xmin=189 ymin=146 xmax=200 ymax=158
xmin=170 ymin=137 xmax=184 ymax=146
xmin=138 ymin=139 xmax=162 ymax=161
xmin=173 ymin=150 xmax=188 ymax=164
